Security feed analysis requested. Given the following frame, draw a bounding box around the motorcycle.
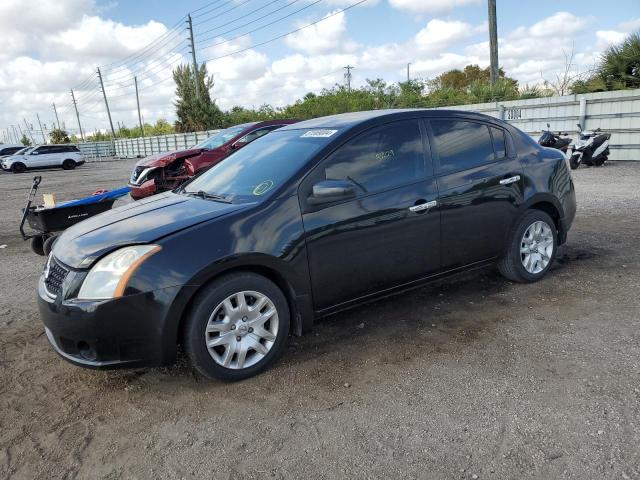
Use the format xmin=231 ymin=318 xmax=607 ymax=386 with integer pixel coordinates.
xmin=569 ymin=123 xmax=611 ymax=170
xmin=538 ymin=123 xmax=574 ymax=157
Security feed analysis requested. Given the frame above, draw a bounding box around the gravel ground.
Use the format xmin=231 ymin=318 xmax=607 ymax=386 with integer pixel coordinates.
xmin=0 ymin=159 xmax=639 ymax=480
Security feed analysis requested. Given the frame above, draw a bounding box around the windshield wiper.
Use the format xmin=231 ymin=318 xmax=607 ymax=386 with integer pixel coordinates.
xmin=183 ymin=190 xmax=232 ymax=203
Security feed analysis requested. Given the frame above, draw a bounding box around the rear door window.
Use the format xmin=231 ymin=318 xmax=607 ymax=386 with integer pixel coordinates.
xmin=319 ymin=120 xmax=425 ymax=195
xmin=430 ymin=120 xmax=496 ymax=174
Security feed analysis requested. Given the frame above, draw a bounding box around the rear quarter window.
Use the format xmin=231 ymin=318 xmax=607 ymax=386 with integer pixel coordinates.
xmin=490 ymin=127 xmax=507 ymax=159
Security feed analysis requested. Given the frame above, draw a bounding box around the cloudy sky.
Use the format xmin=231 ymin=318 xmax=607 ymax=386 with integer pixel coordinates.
xmin=1 ymin=0 xmax=638 ymax=141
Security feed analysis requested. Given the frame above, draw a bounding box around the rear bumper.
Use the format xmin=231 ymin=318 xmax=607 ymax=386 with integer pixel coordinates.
xmin=38 ymin=276 xmax=184 ymax=369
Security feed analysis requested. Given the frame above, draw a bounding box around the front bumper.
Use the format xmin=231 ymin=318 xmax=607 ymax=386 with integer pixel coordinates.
xmin=128 ymin=179 xmax=157 ymax=200
xmin=38 ymin=276 xmax=183 ymax=369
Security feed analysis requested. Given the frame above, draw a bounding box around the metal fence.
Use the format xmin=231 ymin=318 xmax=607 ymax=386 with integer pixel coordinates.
xmin=434 ymin=88 xmax=640 ymax=161
xmin=76 ymin=88 xmax=640 ymax=162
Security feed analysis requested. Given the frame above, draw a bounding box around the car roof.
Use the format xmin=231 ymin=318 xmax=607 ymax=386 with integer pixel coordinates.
xmin=279 ymin=109 xmax=504 ymax=131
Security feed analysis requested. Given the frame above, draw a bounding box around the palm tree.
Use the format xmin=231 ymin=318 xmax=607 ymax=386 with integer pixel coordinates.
xmin=599 ymin=32 xmax=640 ymax=89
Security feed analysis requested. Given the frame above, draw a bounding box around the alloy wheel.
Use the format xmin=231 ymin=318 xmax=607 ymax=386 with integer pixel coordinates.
xmin=204 ymin=290 xmax=279 ymax=370
xmin=520 ymin=220 xmax=554 ymax=274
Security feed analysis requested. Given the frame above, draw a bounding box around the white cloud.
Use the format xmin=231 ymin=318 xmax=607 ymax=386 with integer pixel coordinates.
xmin=528 ymin=11 xmax=591 ymax=38
xmin=415 ymin=19 xmax=480 ymax=52
xmin=284 ymin=11 xmax=358 ymax=55
xmin=388 ymin=0 xmax=480 ymax=14
xmin=595 ymin=17 xmax=640 ymax=50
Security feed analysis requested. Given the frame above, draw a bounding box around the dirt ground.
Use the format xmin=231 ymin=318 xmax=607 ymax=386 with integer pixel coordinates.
xmin=0 ymin=159 xmax=639 ymax=480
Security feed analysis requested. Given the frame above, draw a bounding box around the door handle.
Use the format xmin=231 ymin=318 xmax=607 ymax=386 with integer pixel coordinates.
xmin=499 ymin=175 xmax=521 ymax=185
xmin=409 ymin=200 xmax=437 ymax=212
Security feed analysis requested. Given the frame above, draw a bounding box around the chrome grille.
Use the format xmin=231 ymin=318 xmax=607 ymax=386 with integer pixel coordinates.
xmin=44 ymin=256 xmax=68 ymax=298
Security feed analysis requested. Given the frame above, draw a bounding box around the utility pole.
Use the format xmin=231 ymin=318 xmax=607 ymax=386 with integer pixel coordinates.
xmin=96 ymin=67 xmax=117 ymax=138
xmin=70 ymin=90 xmax=85 ymax=142
xmin=344 ymin=65 xmax=354 ymax=93
xmin=407 ymin=63 xmax=411 ymax=82
xmin=36 ymin=113 xmax=47 ymax=144
xmin=52 ymin=103 xmax=61 ymax=129
xmin=187 ymin=14 xmax=200 ymax=99
xmin=23 ymin=118 xmax=35 ymax=144
xmin=488 ymin=0 xmax=499 ymax=85
xmin=134 ymin=76 xmax=145 ymax=137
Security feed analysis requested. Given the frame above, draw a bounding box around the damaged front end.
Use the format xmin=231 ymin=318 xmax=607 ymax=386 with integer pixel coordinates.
xmin=129 ymin=150 xmax=202 ymax=200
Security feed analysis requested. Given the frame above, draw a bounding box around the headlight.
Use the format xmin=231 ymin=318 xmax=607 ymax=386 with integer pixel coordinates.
xmin=78 ymin=245 xmax=161 ymax=300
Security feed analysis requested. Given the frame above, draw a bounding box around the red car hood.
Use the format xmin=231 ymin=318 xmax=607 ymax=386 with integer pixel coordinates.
xmin=135 ymin=148 xmax=204 ymax=168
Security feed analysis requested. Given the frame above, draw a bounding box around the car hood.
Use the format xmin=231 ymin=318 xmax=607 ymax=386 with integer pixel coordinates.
xmin=135 ymin=148 xmax=204 ymax=168
xmin=53 ymin=192 xmax=247 ymax=268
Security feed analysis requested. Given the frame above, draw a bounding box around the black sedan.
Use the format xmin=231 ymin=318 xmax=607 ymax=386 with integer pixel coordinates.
xmin=38 ymin=109 xmax=576 ymax=380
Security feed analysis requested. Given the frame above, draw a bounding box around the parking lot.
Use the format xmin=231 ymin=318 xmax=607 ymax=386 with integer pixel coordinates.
xmin=0 ymin=159 xmax=639 ymax=479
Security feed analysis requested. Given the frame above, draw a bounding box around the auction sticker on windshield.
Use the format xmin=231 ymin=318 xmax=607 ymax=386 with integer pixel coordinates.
xmin=301 ymin=129 xmax=338 ymax=138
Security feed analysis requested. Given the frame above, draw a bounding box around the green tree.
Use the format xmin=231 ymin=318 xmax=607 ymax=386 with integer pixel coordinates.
xmin=173 ymin=63 xmax=223 ymax=131
xmin=20 ymin=134 xmax=31 ymax=146
xmin=599 ymin=31 xmax=640 ymax=89
xmin=49 ymin=128 xmax=71 ymax=144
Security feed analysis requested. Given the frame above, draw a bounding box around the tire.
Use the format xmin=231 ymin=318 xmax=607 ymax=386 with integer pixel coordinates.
xmin=594 ymin=156 xmax=606 ymax=166
xmin=43 ymin=235 xmax=58 ymax=257
xmin=183 ymin=272 xmax=290 ymax=381
xmin=569 ymin=154 xmax=581 ymax=170
xmin=30 ymin=236 xmax=45 ymax=256
xmin=498 ymin=210 xmax=558 ymax=283
xmin=62 ymin=159 xmax=76 ymax=170
xmin=11 ymin=162 xmax=26 ymax=173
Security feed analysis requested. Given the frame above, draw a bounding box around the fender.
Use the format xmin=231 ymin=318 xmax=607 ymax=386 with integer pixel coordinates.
xmin=515 ymin=192 xmax=567 ymax=244
xmin=158 ymin=252 xmax=314 ymax=364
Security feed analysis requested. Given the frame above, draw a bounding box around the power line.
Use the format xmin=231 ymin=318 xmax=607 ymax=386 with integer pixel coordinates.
xmin=195 ymin=0 xmax=303 ymax=44
xmin=99 ymin=16 xmax=189 ymax=71
xmin=200 ymin=0 xmax=369 ymax=61
xmin=192 ymin=0 xmax=240 ymax=20
xmin=193 ymin=0 xmax=253 ymax=26
xmin=102 ymin=29 xmax=188 ymax=80
xmin=200 ymin=0 xmax=325 ymax=52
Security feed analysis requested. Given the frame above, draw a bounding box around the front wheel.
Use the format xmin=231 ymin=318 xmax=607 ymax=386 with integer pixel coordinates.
xmin=183 ymin=272 xmax=290 ymax=381
xmin=498 ymin=210 xmax=557 ymax=283
xmin=11 ymin=162 xmax=26 ymax=173
xmin=569 ymin=153 xmax=581 ymax=170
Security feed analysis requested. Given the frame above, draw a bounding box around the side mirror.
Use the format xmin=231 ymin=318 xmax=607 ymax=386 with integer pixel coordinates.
xmin=308 ymin=179 xmax=355 ymax=206
xmin=31 ymin=151 xmax=39 ymax=155
xmin=546 ymin=123 xmax=550 ymax=128
xmin=231 ymin=141 xmax=246 ymax=150
xmin=577 ymin=123 xmax=582 ymax=131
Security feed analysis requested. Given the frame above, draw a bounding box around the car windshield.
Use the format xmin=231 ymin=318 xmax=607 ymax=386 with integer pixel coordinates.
xmin=194 ymin=123 xmax=258 ymax=150
xmin=15 ymin=147 xmax=33 ymax=155
xmin=182 ymin=128 xmax=335 ymax=203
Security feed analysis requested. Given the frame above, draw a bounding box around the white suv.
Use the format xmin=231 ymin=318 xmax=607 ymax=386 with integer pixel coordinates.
xmin=1 ymin=144 xmax=85 ymax=173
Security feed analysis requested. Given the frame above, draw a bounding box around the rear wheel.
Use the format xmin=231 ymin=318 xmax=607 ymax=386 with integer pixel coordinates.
xmin=11 ymin=162 xmax=26 ymax=173
xmin=594 ymin=156 xmax=607 ymax=166
xmin=183 ymin=272 xmax=290 ymax=381
xmin=498 ymin=210 xmax=557 ymax=283
xmin=62 ymin=159 xmax=76 ymax=170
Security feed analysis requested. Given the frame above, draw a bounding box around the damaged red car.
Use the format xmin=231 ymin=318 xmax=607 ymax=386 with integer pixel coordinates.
xmin=128 ymin=120 xmax=297 ymax=199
